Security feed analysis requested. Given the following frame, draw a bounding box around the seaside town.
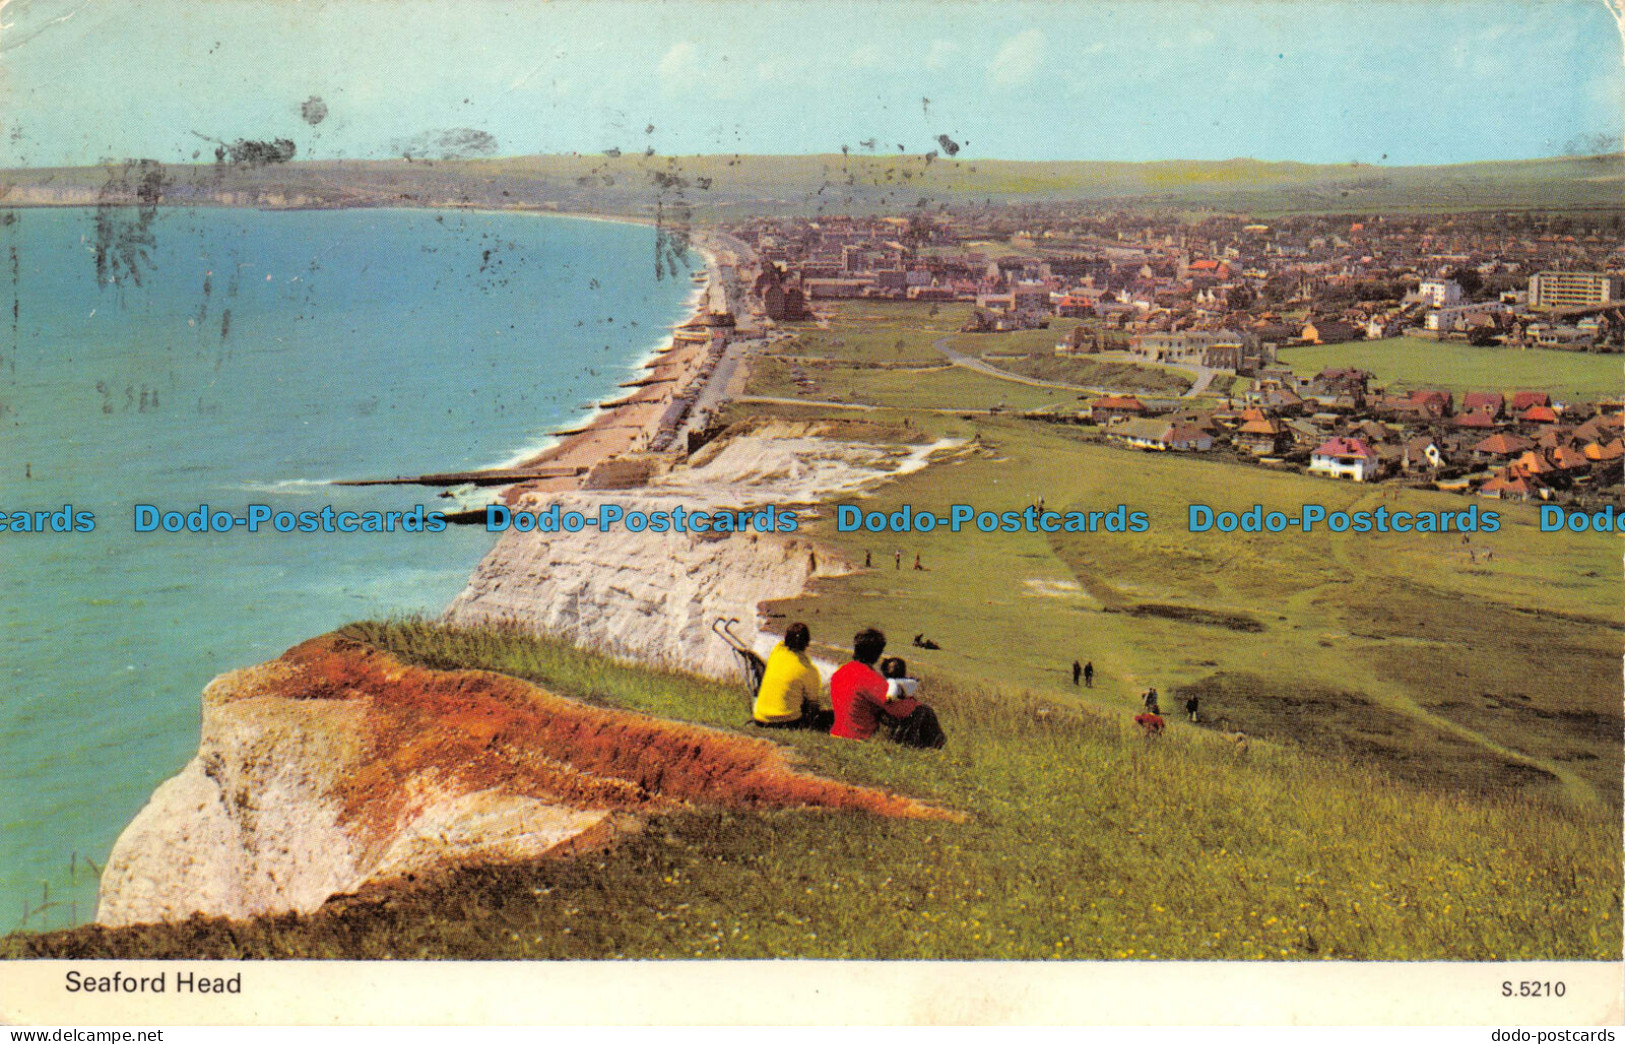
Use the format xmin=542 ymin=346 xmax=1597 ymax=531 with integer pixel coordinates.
xmin=695 ymin=208 xmax=1625 ymax=508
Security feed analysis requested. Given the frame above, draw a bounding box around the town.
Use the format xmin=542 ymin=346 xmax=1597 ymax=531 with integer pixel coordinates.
xmin=725 ymin=208 xmax=1625 ymax=508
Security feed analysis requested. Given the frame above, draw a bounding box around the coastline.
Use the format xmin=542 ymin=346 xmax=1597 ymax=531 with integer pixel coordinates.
xmin=498 ymin=229 xmax=744 ymax=496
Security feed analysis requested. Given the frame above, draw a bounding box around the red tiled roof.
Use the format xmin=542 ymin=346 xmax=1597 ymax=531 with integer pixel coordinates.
xmin=1312 ymin=437 xmax=1375 ymax=459
xmin=1474 ymin=433 xmax=1535 ymax=456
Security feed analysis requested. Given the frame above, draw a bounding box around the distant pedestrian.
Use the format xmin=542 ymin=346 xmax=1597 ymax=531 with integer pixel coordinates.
xmin=894 ymin=550 xmax=902 ymax=570
xmin=1184 ymin=695 xmax=1199 ymax=722
xmin=913 ymin=553 xmax=923 ymax=571
xmin=865 ymin=549 xmax=872 ymax=569
xmin=809 ymin=549 xmax=818 ymax=574
xmin=1083 ymin=661 xmax=1094 ymax=688
xmin=1143 ymin=687 xmax=1160 ymax=715
xmin=1072 ymin=660 xmax=1082 ymax=686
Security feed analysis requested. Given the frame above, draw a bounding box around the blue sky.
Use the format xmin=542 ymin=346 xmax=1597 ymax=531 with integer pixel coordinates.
xmin=0 ymin=0 xmax=1619 ymax=167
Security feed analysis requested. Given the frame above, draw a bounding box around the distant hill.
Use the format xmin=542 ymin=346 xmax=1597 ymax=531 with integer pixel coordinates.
xmin=3 ymin=151 xmax=1621 ymax=219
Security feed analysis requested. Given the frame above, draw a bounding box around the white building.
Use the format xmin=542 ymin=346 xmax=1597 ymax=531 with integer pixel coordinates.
xmin=1310 ymin=437 xmax=1380 ymax=481
xmin=1417 ymin=280 xmax=1464 ymax=308
xmin=1423 ymin=301 xmax=1507 ymax=332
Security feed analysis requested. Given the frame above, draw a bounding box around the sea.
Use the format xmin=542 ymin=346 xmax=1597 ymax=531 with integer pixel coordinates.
xmin=0 ymin=206 xmax=697 ymax=931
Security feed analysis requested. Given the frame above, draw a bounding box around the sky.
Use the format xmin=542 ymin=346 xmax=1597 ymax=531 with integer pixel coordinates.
xmin=0 ymin=0 xmax=1620 ymax=168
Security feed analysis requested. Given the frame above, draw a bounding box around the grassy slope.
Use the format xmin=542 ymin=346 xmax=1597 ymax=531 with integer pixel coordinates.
xmin=753 ymin=414 xmax=1622 ymax=807
xmin=10 ymin=619 xmax=1616 ymax=961
xmin=1277 ymin=338 xmax=1624 ymax=401
xmin=754 ymin=302 xmax=1187 ymax=408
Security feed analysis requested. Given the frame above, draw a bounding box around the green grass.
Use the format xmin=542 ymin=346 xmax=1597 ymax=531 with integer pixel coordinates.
xmin=9 ymin=619 xmax=1616 ymax=961
xmin=754 ymin=301 xmax=1182 ymax=409
xmin=775 ymin=300 xmax=971 ymax=364
xmin=767 ymin=418 xmax=1623 ymax=809
xmin=1277 ymin=338 xmax=1624 ymax=401
xmin=976 ymin=352 xmax=1193 ymax=394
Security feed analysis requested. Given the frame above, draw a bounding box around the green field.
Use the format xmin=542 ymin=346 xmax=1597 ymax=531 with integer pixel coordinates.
xmin=751 ymin=415 xmax=1622 ymax=810
xmin=975 ymin=352 xmax=1193 ymax=394
xmin=757 ymin=302 xmax=1188 ymax=406
xmin=1278 ymin=338 xmax=1624 ymax=401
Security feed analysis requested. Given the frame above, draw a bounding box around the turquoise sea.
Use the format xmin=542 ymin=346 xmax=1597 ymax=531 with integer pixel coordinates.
xmin=0 ymin=206 xmax=694 ymax=930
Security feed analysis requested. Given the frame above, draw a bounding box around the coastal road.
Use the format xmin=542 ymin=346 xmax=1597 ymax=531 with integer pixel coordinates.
xmin=931 ymin=336 xmax=1095 ymax=393
xmin=1092 ymin=350 xmax=1221 ymax=398
xmin=692 ymin=337 xmax=755 ymax=417
xmin=735 ymin=395 xmax=877 ymax=411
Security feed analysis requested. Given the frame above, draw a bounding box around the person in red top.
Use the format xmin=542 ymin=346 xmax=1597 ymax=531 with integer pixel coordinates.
xmin=828 ymin=628 xmax=945 ymax=748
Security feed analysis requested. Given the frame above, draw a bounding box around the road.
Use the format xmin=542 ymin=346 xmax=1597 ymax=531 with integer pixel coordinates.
xmin=932 ymin=336 xmax=1222 ymax=399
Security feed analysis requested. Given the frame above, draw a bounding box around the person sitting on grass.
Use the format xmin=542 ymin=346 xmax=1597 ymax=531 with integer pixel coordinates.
xmin=752 ymin=622 xmax=834 ymax=731
xmin=830 ymin=629 xmax=946 ymax=749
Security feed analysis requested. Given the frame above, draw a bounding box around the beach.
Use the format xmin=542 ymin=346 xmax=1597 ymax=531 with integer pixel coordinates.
xmin=502 ymin=230 xmax=755 ymax=496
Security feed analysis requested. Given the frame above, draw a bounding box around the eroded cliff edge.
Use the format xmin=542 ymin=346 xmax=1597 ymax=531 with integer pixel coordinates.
xmin=98 ymin=633 xmax=950 ymax=927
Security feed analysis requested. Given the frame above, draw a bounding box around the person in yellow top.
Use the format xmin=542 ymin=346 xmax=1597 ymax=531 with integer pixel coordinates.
xmin=752 ymin=622 xmax=834 ymax=732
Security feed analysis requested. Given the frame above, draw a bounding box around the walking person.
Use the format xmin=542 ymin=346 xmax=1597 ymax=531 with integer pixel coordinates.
xmin=1072 ymin=659 xmax=1082 ymax=687
xmin=1083 ymin=661 xmax=1094 ymax=688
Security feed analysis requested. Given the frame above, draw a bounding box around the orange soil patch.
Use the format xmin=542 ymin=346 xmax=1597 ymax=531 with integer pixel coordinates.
xmin=273 ymin=634 xmax=954 ymax=850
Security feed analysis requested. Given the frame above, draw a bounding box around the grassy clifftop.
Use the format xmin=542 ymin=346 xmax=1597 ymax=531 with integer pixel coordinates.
xmin=7 ymin=619 xmax=1617 ymax=961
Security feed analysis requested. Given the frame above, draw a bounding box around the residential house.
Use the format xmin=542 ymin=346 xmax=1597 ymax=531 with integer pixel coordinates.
xmin=1107 ymin=418 xmax=1214 ymax=452
xmin=1237 ymin=417 xmax=1290 ymax=456
xmin=1091 ymin=395 xmax=1147 ymax=424
xmin=1301 ymin=319 xmax=1362 ymax=344
xmin=1309 ymin=437 xmax=1380 ymax=481
xmin=1472 ymin=432 xmax=1535 ymax=462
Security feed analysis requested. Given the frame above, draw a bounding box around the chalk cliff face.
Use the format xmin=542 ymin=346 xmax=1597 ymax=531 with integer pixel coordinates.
xmin=447 ymin=424 xmax=959 ymax=677
xmin=98 ymin=634 xmax=950 ymax=927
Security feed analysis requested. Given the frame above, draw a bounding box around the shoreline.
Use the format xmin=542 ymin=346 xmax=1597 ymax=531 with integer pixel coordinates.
xmin=498 ymin=229 xmax=744 ymax=496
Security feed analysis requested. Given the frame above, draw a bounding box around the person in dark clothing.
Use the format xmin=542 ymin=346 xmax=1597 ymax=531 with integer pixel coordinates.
xmin=1184 ymin=695 xmax=1200 ymax=722
xmin=829 ymin=630 xmax=945 ymax=749
xmin=864 ymin=549 xmax=872 ymax=568
xmin=1083 ymin=661 xmax=1094 ymax=688
xmin=1143 ymin=687 xmax=1160 ymax=715
xmin=878 ymin=655 xmax=946 ymax=750
xmin=1072 ymin=660 xmax=1082 ymax=686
